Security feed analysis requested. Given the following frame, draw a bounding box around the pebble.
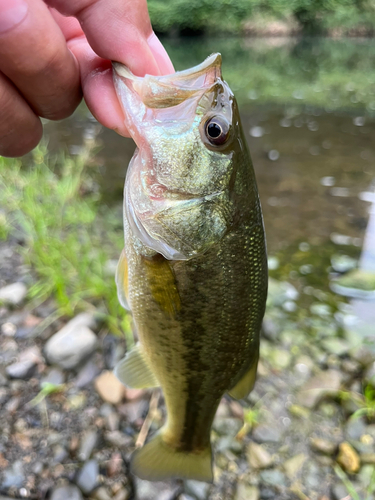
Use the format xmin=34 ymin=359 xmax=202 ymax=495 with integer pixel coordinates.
xmin=283 ymin=453 xmax=307 ymax=478
xmin=252 ymin=424 xmax=282 ymax=443
xmin=75 ymin=359 xmax=101 ymax=388
xmin=6 ymin=346 xmax=41 ymax=380
xmin=331 ymin=483 xmax=349 ymax=500
xmin=310 ymin=437 xmax=337 ymax=455
xmin=94 ymin=371 xmax=125 ymax=404
xmin=0 ymin=282 xmax=27 ymax=306
xmin=213 ymin=417 xmax=243 ymax=437
xmin=50 ymin=485 xmax=83 ymax=500
xmin=247 ymin=442 xmax=274 ymax=469
xmin=40 ymin=368 xmax=65 ymax=387
xmin=135 ymin=478 xmax=180 ymax=500
xmin=78 ymin=429 xmax=98 ymax=461
xmin=259 ymin=469 xmax=286 ymax=486
xmin=104 ymin=431 xmax=133 ymax=449
xmin=107 ymin=452 xmax=123 ymax=477
xmin=345 ymin=417 xmax=367 ymax=440
xmin=45 ymin=313 xmax=97 ymax=370
xmin=297 ymin=369 xmax=342 ymax=408
xmin=337 ymin=442 xmax=360 ymax=473
xmin=235 ymin=483 xmax=259 ymax=500
xmin=185 ymin=480 xmax=210 ymax=500
xmin=76 ymin=459 xmax=99 ymax=494
xmin=1 ymin=460 xmax=25 ymax=489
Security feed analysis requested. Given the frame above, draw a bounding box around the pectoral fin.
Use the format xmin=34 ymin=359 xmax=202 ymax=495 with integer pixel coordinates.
xmin=143 ymin=256 xmax=181 ymax=318
xmin=228 ymin=359 xmax=258 ymax=400
xmin=116 ymin=249 xmax=130 ymax=311
xmin=114 ymin=343 xmax=159 ymax=389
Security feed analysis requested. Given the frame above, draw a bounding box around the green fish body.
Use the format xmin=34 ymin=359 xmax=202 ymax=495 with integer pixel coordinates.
xmin=113 ymin=54 xmax=268 ymax=482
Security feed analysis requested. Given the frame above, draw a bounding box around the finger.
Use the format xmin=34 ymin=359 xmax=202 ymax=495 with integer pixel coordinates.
xmin=69 ymin=38 xmax=130 ymax=137
xmin=0 ymin=0 xmax=81 ymax=120
xmin=0 ymin=71 xmax=42 ymax=157
xmin=47 ymin=0 xmax=173 ymax=76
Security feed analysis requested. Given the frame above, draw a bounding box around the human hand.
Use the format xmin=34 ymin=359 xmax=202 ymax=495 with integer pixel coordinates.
xmin=0 ymin=0 xmax=174 ymax=157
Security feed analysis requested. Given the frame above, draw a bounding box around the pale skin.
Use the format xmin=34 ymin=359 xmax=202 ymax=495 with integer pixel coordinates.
xmin=0 ymin=0 xmax=174 ymax=157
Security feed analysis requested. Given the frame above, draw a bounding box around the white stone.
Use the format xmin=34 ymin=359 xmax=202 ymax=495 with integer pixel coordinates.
xmin=0 ymin=282 xmax=27 ymax=306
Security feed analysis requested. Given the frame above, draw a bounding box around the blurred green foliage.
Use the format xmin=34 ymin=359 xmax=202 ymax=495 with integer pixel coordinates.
xmin=0 ymin=145 xmax=130 ymax=339
xmin=162 ymin=37 xmax=375 ymax=112
xmin=148 ymin=0 xmax=375 ymax=35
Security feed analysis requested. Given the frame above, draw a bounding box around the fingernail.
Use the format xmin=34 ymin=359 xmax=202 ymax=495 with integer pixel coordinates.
xmin=0 ymin=0 xmax=28 ymax=35
xmin=147 ymin=32 xmax=175 ymax=75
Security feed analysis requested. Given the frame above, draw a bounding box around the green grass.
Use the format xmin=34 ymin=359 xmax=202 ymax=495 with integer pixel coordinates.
xmin=0 ymin=143 xmax=130 ymax=340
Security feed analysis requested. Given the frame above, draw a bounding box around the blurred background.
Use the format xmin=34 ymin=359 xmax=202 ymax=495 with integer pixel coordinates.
xmin=1 ymin=2 xmax=375 ymax=500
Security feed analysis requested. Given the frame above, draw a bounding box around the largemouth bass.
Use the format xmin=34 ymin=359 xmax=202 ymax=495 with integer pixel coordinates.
xmin=113 ymin=53 xmax=268 ymax=483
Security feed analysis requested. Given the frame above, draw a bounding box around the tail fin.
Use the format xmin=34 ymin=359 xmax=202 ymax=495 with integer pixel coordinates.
xmin=131 ymin=432 xmax=213 ymax=483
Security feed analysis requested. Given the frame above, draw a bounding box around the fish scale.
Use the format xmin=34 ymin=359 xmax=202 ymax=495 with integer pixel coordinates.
xmin=113 ymin=53 xmax=268 ymax=482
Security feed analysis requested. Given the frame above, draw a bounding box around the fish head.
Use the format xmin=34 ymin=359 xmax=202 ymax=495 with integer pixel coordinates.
xmin=113 ymin=53 xmax=244 ymax=260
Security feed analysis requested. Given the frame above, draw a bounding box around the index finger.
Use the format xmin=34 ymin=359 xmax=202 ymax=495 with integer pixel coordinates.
xmin=47 ymin=0 xmax=174 ymax=76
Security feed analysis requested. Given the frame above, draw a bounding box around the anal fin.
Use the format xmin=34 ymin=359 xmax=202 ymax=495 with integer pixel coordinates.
xmin=228 ymin=358 xmax=258 ymax=400
xmin=114 ymin=343 xmax=159 ymax=389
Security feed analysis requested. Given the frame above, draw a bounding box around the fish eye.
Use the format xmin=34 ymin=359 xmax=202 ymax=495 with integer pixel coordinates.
xmin=205 ymin=116 xmax=230 ymax=146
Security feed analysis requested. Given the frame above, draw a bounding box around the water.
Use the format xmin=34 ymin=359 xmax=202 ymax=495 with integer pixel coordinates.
xmin=45 ymin=37 xmax=375 ymax=257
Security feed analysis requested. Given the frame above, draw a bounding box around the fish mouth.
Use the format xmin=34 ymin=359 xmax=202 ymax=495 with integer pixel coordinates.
xmin=113 ymin=53 xmax=222 ymax=109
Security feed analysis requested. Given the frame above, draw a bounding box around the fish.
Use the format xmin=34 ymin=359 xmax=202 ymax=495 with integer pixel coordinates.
xmin=112 ymin=53 xmax=268 ymax=483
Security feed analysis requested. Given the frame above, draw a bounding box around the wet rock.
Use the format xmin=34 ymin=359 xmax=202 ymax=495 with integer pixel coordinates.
xmin=53 ymin=445 xmax=69 ymax=463
xmin=247 ymin=442 xmax=273 ymax=469
xmin=337 ymin=442 xmax=360 ymax=473
xmin=75 ymin=359 xmax=101 ymax=388
xmin=76 ymin=459 xmax=99 ymax=494
xmin=94 ymin=371 xmax=124 ymax=404
xmin=103 ymin=334 xmax=125 ymax=370
xmin=252 ymin=424 xmax=282 ymax=443
xmin=119 ymin=399 xmax=148 ymax=424
xmin=259 ymin=469 xmax=286 ymax=486
xmin=78 ymin=429 xmax=98 ymax=461
xmin=106 ymin=411 xmax=120 ymax=431
xmin=185 ymin=480 xmax=210 ymax=500
xmin=283 ymin=453 xmax=307 ymax=478
xmin=0 ymin=282 xmax=27 ymax=306
xmin=235 ymin=483 xmax=259 ymax=500
xmin=216 ymin=435 xmax=242 ymax=453
xmin=310 ymin=437 xmax=337 ymax=455
xmin=297 ymin=369 xmax=343 ymax=408
xmin=1 ymin=460 xmax=25 ymax=489
xmin=50 ymin=484 xmax=83 ymax=500
xmin=45 ymin=313 xmax=97 ymax=370
xmin=135 ymin=478 xmax=180 ymax=500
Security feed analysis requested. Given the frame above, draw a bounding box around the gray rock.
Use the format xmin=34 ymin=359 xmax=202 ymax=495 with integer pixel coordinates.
xmin=75 ymin=359 xmax=101 ymax=388
xmin=78 ymin=430 xmax=98 ymax=461
xmin=135 ymin=478 xmax=180 ymax=500
xmin=40 ymin=368 xmax=65 ymax=387
xmin=1 ymin=460 xmax=25 ymax=489
xmin=309 ymin=437 xmax=337 ymax=455
xmin=345 ymin=417 xmax=367 ymax=440
xmin=6 ymin=359 xmax=35 ymax=379
xmin=0 ymin=282 xmax=27 ymax=306
xmin=253 ymin=425 xmax=282 ymax=443
xmin=76 ymin=459 xmax=99 ymax=494
xmin=45 ymin=313 xmax=97 ymax=369
xmin=297 ymin=369 xmax=343 ymax=408
xmin=331 ymin=483 xmax=349 ymax=500
xmin=53 ymin=445 xmax=69 ymax=463
xmin=104 ymin=431 xmax=132 ymax=449
xmin=212 ymin=417 xmax=242 ymax=437
xmin=185 ymin=480 xmax=210 ymax=500
xmin=50 ymin=485 xmax=83 ymax=500
xmin=259 ymin=469 xmax=286 ymax=486
xmin=180 ymin=496 xmax=196 ymax=500
xmin=5 ymin=346 xmax=41 ymax=379
xmin=365 ymin=361 xmax=375 ymax=387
